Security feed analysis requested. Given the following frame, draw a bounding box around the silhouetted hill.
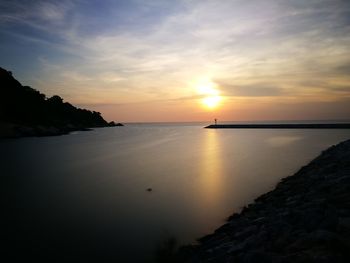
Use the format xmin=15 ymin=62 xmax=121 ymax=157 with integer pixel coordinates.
xmin=0 ymin=67 xmax=116 ymax=138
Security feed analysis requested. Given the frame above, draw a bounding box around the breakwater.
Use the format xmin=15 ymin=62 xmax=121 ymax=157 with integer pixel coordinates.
xmin=179 ymin=139 xmax=350 ymax=262
xmin=205 ymin=123 xmax=350 ymax=129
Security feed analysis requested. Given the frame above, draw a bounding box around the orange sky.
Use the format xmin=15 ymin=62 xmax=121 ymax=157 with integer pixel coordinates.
xmin=1 ymin=0 xmax=350 ymax=122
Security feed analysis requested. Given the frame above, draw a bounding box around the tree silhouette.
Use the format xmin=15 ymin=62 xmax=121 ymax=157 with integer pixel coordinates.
xmin=0 ymin=67 xmax=111 ymax=129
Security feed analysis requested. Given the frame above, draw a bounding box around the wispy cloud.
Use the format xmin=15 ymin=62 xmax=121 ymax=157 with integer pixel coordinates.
xmin=217 ymin=82 xmax=285 ymax=97
xmin=1 ymin=0 xmax=350 ymax=121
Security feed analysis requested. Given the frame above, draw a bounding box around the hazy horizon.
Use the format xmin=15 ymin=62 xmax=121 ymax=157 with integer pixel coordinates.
xmin=1 ymin=0 xmax=350 ymax=122
xmin=117 ymin=119 xmax=350 ymax=124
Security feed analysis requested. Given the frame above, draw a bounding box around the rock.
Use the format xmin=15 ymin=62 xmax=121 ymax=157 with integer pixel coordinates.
xmin=227 ymin=241 xmax=246 ymax=254
xmin=109 ymin=121 xmax=124 ymax=127
xmin=319 ymin=209 xmax=339 ymax=231
xmin=233 ymin=225 xmax=258 ymax=240
xmin=338 ymin=217 xmax=350 ymax=231
xmin=241 ymin=250 xmax=280 ymax=263
xmin=287 ymin=230 xmax=347 ymax=254
xmin=179 ymin=140 xmax=350 ymax=262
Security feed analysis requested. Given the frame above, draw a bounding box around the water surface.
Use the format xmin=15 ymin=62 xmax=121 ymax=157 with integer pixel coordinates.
xmin=1 ymin=123 xmax=349 ymax=261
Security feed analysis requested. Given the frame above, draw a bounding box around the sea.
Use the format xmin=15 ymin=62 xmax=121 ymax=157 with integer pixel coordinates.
xmin=1 ymin=122 xmax=350 ymax=262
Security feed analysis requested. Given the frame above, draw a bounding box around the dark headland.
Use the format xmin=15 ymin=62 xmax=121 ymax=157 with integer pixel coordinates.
xmin=0 ymin=67 xmax=122 ymax=138
xmin=178 ymin=139 xmax=350 ymax=262
xmin=206 ymin=124 xmax=350 ymax=129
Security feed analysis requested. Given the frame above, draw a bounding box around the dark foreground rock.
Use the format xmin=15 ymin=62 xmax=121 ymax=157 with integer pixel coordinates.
xmin=178 ymin=139 xmax=350 ymax=262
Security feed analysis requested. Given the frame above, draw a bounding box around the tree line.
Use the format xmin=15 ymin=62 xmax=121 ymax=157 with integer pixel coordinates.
xmin=0 ymin=67 xmax=110 ymax=128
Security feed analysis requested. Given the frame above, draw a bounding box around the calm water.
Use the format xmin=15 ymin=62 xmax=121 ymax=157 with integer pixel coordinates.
xmin=1 ymin=123 xmax=350 ymax=262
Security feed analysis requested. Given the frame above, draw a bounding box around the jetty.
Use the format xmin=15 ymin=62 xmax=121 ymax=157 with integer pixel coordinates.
xmin=205 ymin=123 xmax=350 ymax=129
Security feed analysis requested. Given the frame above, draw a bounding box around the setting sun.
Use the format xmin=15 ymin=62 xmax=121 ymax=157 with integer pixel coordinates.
xmin=202 ymin=95 xmax=221 ymax=108
xmin=196 ymin=80 xmax=222 ymax=109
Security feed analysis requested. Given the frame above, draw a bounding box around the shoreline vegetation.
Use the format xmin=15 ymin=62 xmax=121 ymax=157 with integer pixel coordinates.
xmin=175 ymin=139 xmax=350 ymax=262
xmin=0 ymin=67 xmax=122 ymax=138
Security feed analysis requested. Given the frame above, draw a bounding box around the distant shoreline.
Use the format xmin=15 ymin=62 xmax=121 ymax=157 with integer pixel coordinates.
xmin=205 ymin=123 xmax=350 ymax=129
xmin=0 ymin=122 xmax=123 ymax=139
xmin=0 ymin=122 xmax=92 ymax=139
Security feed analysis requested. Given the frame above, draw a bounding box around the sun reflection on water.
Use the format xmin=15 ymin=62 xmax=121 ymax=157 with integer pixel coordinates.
xmin=199 ymin=130 xmax=224 ymax=212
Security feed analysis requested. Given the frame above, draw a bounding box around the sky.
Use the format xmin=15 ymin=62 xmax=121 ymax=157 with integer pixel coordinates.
xmin=1 ymin=0 xmax=350 ymax=122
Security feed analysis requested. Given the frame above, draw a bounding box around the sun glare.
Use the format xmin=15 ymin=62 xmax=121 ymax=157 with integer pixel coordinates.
xmin=202 ymin=96 xmax=221 ymax=108
xmin=196 ymin=80 xmax=222 ymax=109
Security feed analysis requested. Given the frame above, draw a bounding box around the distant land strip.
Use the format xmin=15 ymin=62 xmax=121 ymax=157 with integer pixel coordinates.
xmin=205 ymin=123 xmax=350 ymax=129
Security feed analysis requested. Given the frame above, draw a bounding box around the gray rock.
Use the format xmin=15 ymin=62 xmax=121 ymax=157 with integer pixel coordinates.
xmin=180 ymin=140 xmax=350 ymax=262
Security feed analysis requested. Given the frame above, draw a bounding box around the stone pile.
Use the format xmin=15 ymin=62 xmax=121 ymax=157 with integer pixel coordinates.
xmin=180 ymin=140 xmax=350 ymax=262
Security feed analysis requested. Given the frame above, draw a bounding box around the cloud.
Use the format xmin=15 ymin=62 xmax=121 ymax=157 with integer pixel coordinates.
xmin=217 ymin=82 xmax=285 ymax=97
xmin=334 ymin=62 xmax=350 ymax=76
xmin=0 ymin=0 xmax=74 ymax=27
xmin=1 ymin=0 xmax=350 ymax=120
xmin=329 ymin=86 xmax=350 ymax=94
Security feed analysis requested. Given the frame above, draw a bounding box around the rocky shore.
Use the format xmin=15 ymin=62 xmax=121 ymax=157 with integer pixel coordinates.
xmin=0 ymin=122 xmax=93 ymax=138
xmin=0 ymin=121 xmax=123 ymax=139
xmin=179 ymin=139 xmax=350 ymax=262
